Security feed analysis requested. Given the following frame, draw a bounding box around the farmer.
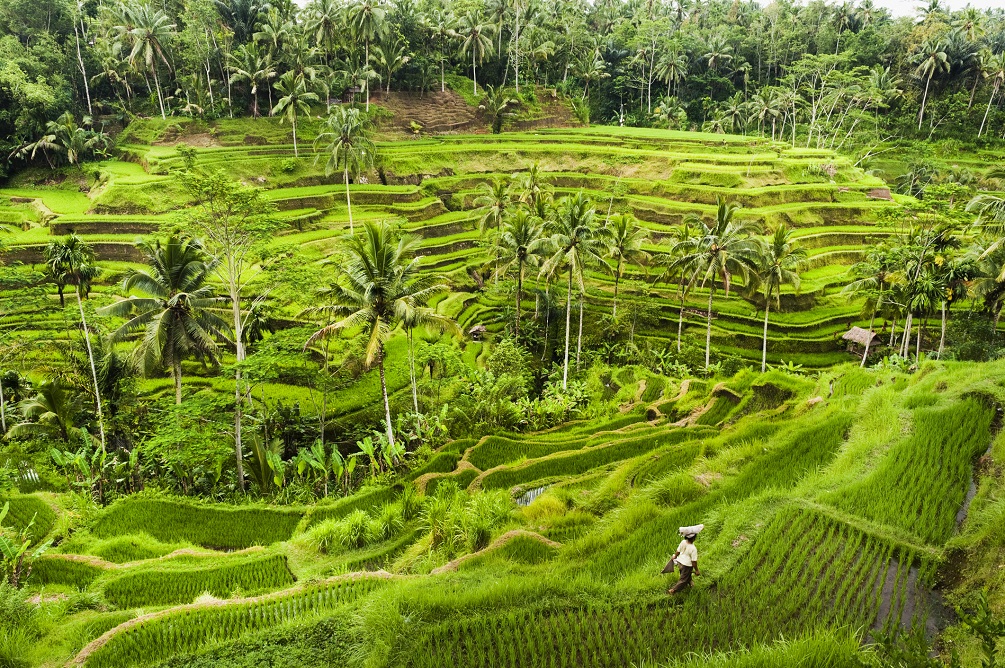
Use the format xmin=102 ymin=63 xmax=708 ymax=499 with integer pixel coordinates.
xmin=665 ymin=525 xmax=702 ymax=594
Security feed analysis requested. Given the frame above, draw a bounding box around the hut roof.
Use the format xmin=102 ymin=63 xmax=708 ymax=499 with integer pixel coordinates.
xmin=842 ymin=326 xmax=876 ymax=346
xmin=468 ymin=324 xmax=487 ymax=335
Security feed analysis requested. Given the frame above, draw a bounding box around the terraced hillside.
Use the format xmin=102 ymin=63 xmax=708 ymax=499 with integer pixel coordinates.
xmin=0 ymin=120 xmax=902 ymax=391
xmin=11 ymin=360 xmax=1003 ymax=667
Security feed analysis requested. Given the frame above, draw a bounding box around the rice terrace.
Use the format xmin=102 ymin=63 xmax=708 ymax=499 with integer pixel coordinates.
xmin=5 ymin=0 xmax=1005 ymax=667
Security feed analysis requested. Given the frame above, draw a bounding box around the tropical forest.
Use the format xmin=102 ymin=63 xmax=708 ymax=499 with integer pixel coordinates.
xmin=4 ymin=0 xmax=1005 ymax=666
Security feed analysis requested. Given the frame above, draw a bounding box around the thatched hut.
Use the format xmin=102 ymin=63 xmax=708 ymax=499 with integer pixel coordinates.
xmin=841 ymin=326 xmax=876 ymax=353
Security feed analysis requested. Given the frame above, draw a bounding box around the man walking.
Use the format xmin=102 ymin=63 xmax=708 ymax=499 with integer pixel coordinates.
xmin=667 ymin=531 xmax=701 ymax=594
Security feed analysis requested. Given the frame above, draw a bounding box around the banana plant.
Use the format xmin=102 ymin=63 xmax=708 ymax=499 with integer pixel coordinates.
xmin=266 ymin=449 xmax=286 ymax=488
xmin=355 ymin=435 xmax=379 ymax=476
xmin=0 ymin=502 xmax=52 ymax=587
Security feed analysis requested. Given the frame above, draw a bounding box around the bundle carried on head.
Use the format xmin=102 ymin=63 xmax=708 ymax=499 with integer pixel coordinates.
xmin=679 ymin=524 xmax=704 ymax=540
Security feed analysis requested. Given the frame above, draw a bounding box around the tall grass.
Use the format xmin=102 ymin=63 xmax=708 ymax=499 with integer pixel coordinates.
xmin=92 ymin=498 xmax=303 ymax=549
xmin=826 ymin=399 xmax=993 ymax=544
xmin=101 ymin=554 xmax=295 ymax=608
xmin=82 ymin=576 xmax=389 ymax=668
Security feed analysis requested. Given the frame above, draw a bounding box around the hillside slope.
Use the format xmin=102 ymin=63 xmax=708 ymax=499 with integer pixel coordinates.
xmin=8 ymin=360 xmax=1005 ymax=667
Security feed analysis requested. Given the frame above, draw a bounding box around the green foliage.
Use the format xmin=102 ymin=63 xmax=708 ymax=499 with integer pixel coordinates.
xmin=82 ymin=576 xmax=389 ymax=668
xmin=92 ymin=498 xmax=302 ymax=550
xmin=102 ymin=554 xmax=295 ymax=608
xmin=826 ymin=399 xmax=994 ymax=544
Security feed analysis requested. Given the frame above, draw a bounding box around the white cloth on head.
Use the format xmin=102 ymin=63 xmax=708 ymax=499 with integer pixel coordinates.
xmin=679 ymin=524 xmax=704 ymax=536
xmin=675 ymin=539 xmax=698 ymax=567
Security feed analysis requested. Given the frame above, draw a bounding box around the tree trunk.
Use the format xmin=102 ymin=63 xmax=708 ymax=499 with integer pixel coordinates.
xmin=0 ymin=373 xmax=5 ymax=435
xmin=677 ymin=296 xmax=685 ymax=352
xmin=576 ymin=292 xmax=584 ymax=369
xmin=77 ymin=290 xmax=106 ymax=452
xmin=58 ymin=285 xmax=65 ymax=308
xmin=705 ymin=287 xmax=714 ymax=370
xmin=473 ymin=49 xmax=478 ymax=96
xmin=918 ymin=76 xmax=930 ymax=131
xmin=979 ymin=82 xmax=999 ymax=138
xmin=409 ymin=330 xmax=418 ymax=415
xmin=761 ymin=298 xmax=770 ymax=373
xmin=231 ymin=290 xmax=246 ymax=491
xmin=441 ymin=59 xmax=445 ymax=93
xmin=292 ymin=113 xmax=298 ymax=157
xmin=916 ymin=318 xmax=922 ymax=358
xmin=378 ymin=349 xmax=394 ymax=447
xmin=515 ymin=261 xmax=523 ymax=342
xmin=938 ymin=301 xmax=947 ymax=359
xmin=174 ymin=360 xmax=183 ymax=405
xmin=74 ymin=20 xmax=92 ymax=115
xmin=345 ymin=166 xmax=354 ymax=233
xmin=862 ymin=307 xmax=876 ymax=367
xmin=541 ymin=284 xmax=550 ymax=363
xmin=365 ymin=41 xmax=371 ymax=112
xmin=612 ymin=258 xmax=621 ymax=319
xmin=562 ymin=269 xmax=572 ymax=390
xmin=153 ymin=65 xmax=167 ymax=120
xmin=889 ymin=316 xmax=897 ymax=347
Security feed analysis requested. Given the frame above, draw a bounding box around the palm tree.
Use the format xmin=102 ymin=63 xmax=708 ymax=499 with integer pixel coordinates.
xmin=44 ymin=234 xmax=106 ymax=450
xmin=654 ymin=220 xmax=697 ymax=353
xmin=6 ymin=379 xmax=80 ymax=443
xmin=671 ymin=197 xmax=761 ymax=370
xmin=228 ymin=43 xmax=275 ymax=118
xmin=100 ymin=237 xmax=229 ymax=405
xmin=843 ymin=245 xmax=897 ymax=367
xmin=400 ymin=301 xmax=457 ymax=421
xmin=540 ymin=192 xmax=604 ymax=389
xmin=123 ymin=4 xmax=176 ymax=120
xmin=272 ymin=71 xmax=318 ymax=157
xmin=656 ymin=46 xmax=688 ymax=98
xmin=703 ymin=33 xmax=733 ymax=73
xmin=347 ymin=0 xmax=386 ymax=110
xmin=979 ymin=52 xmax=1005 ymax=138
xmin=304 ymin=222 xmax=447 ymax=448
xmin=599 ymin=213 xmax=650 ymax=319
xmin=513 ymin=163 xmax=551 ymax=210
xmin=373 ymin=34 xmax=410 ymax=93
xmin=307 ymin=0 xmax=341 ymax=65
xmin=497 ymin=209 xmax=548 ymax=342
xmin=481 ymin=85 xmax=516 ymax=134
xmin=912 ymin=39 xmax=949 ymax=131
xmin=454 ymin=11 xmax=494 ymax=96
xmin=12 ymin=112 xmax=109 ymax=168
xmin=751 ymin=226 xmax=806 ymax=372
xmin=314 ymin=107 xmax=376 ymax=234
xmin=474 ymin=177 xmax=512 ymax=280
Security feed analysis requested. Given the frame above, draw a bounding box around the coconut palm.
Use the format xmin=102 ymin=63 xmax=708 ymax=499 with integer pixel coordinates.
xmin=843 ymin=245 xmax=897 ymax=367
xmin=751 ymin=226 xmax=806 ymax=372
xmin=671 ymin=197 xmax=761 ymax=370
xmin=912 ymin=39 xmax=949 ymax=131
xmin=6 ymin=379 xmax=80 ymax=443
xmin=100 ymin=237 xmax=229 ymax=405
xmin=44 ymin=234 xmax=106 ymax=450
xmin=400 ymin=300 xmax=457 ymax=421
xmin=314 ymin=107 xmax=376 ymax=234
xmin=304 ymin=222 xmax=447 ymax=448
xmin=347 ymin=0 xmax=386 ymax=110
xmin=979 ymin=52 xmax=1005 ymax=138
xmin=540 ymin=192 xmax=605 ymax=389
xmin=122 ymin=3 xmax=175 ymax=120
xmin=454 ymin=11 xmax=494 ymax=96
xmin=228 ymin=42 xmax=276 ymax=118
xmin=480 ymin=84 xmax=516 ymax=134
xmin=599 ymin=213 xmax=650 ymax=319
xmin=373 ymin=34 xmax=410 ymax=93
xmin=272 ymin=71 xmax=319 ymax=157
xmin=497 ymin=208 xmax=549 ymax=342
xmin=12 ymin=112 xmax=109 ymax=168
xmin=654 ymin=219 xmax=697 ymax=353
xmin=512 ymin=163 xmax=551 ymax=210
xmin=703 ymin=33 xmax=733 ymax=72
xmin=474 ymin=177 xmax=512 ymax=236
